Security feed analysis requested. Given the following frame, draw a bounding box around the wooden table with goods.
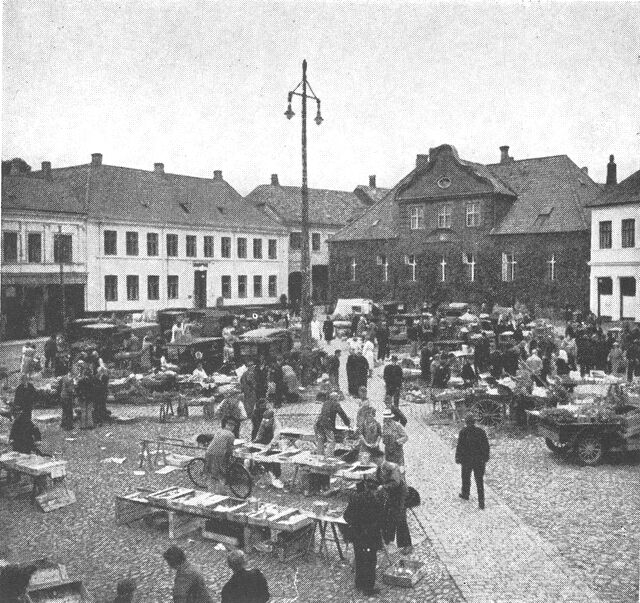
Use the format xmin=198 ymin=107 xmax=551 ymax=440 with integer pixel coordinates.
xmin=114 ymin=487 xmax=314 ymax=558
xmin=0 ymin=452 xmax=75 ymax=511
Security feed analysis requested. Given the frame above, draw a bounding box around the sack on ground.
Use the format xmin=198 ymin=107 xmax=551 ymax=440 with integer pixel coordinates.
xmin=405 ymin=485 xmax=421 ymax=508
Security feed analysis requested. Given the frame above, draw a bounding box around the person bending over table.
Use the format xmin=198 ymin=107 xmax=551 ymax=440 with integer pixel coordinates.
xmin=253 ymin=409 xmax=284 ymax=489
xmin=204 ymin=419 xmax=238 ymax=494
xmin=314 ymin=391 xmax=351 ymax=457
xmin=10 ymin=411 xmax=48 ymax=456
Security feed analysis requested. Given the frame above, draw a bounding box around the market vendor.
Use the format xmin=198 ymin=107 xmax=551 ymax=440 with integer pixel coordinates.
xmin=205 ymin=419 xmax=238 ymax=494
xmin=315 ymin=391 xmax=351 ymax=457
xmin=192 ymin=362 xmax=208 ymax=382
xmin=58 ymin=363 xmax=75 ymax=431
xmin=382 ymin=408 xmax=408 ymax=467
xmin=13 ymin=373 xmax=36 ymax=419
xmin=356 ymin=405 xmax=382 ymax=456
xmin=10 ymin=411 xmax=46 ymax=455
xmin=215 ymin=394 xmax=247 ymax=438
xmin=253 ymin=409 xmax=284 ymax=489
xmin=461 ymin=355 xmax=478 ymax=386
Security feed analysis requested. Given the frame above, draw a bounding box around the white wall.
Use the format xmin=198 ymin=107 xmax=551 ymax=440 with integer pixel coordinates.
xmin=85 ymin=221 xmax=288 ymax=312
xmin=589 ymin=204 xmax=640 ymax=320
xmin=1 ymin=213 xmax=87 ymax=274
xmin=288 ymin=226 xmax=336 ymax=272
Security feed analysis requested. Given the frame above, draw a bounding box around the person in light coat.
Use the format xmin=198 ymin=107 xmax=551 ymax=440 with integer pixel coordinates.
xmin=362 ymin=338 xmax=376 ymax=377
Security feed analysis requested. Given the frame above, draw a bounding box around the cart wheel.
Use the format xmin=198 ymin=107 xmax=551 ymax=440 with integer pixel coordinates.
xmin=545 ymin=438 xmax=571 ymax=455
xmin=576 ymin=435 xmax=604 ymax=466
xmin=186 ymin=458 xmax=208 ymax=488
xmin=472 ymin=398 xmax=503 ymax=427
xmin=227 ymin=462 xmax=253 ymax=499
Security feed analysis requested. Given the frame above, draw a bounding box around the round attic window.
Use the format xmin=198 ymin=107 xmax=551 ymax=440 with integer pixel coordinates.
xmin=437 ymin=177 xmax=452 ymax=189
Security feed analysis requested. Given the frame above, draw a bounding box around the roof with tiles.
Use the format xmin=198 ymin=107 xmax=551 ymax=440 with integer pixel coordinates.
xmin=586 ymin=169 xmax=640 ymax=208
xmin=245 ymin=179 xmax=370 ymax=228
xmin=2 ymin=165 xmax=90 ymax=215
xmin=488 ymin=155 xmax=600 ymax=234
xmin=331 ymin=146 xmax=600 ymax=242
xmin=2 ymin=159 xmax=285 ymax=232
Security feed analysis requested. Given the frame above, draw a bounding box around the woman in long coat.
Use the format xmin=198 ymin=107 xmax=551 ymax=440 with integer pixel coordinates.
xmin=362 ymin=338 xmax=376 ymax=377
xmin=323 ymin=317 xmax=334 ymax=343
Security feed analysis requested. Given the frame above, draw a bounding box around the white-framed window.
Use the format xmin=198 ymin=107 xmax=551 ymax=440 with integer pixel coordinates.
xmin=104 ymin=275 xmax=118 ymax=301
xmin=438 ymin=204 xmax=452 ymax=229
xmin=410 ymin=205 xmax=424 ymax=230
xmin=350 ymin=258 xmax=357 ymax=281
xmin=440 ymin=256 xmax=447 ymax=282
xmin=405 ymin=254 xmax=417 ymax=282
xmin=377 ymin=254 xmax=389 ymax=282
xmin=268 ymin=275 xmax=277 ymax=297
xmin=463 ymin=252 xmax=476 ymax=282
xmin=466 ymin=201 xmax=481 ymax=227
xmin=547 ymin=254 xmax=556 ymax=281
xmin=502 ymin=252 xmax=516 ymax=282
xmin=167 ymin=275 xmax=179 ymax=299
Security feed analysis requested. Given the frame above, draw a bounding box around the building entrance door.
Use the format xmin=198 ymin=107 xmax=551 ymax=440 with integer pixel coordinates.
xmin=597 ymin=277 xmax=613 ymax=319
xmin=620 ymin=277 xmax=636 ymax=320
xmin=194 ymin=271 xmax=207 ymax=309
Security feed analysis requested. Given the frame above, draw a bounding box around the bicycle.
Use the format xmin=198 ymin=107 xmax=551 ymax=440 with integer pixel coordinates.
xmin=186 ymin=456 xmax=254 ymax=499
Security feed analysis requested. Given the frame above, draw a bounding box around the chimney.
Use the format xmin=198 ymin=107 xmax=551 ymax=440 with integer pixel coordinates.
xmin=41 ymin=161 xmax=52 ymax=179
xmin=10 ymin=159 xmax=21 ymax=175
xmin=581 ymin=166 xmax=589 ymax=175
xmin=154 ymin=162 xmax=165 ymax=174
xmin=416 ymin=154 xmax=429 ymax=169
xmin=213 ymin=170 xmax=223 ymax=181
xmin=271 ymin=174 xmax=279 ymax=186
xmin=91 ymin=153 xmax=103 ymax=167
xmin=606 ymin=154 xmax=617 ymax=186
xmin=369 ymin=175 xmax=376 ymax=188
xmin=499 ymin=145 xmax=510 ymax=164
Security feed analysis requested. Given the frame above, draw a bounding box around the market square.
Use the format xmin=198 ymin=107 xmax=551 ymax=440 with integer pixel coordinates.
xmin=2 ymin=2 xmax=639 ymax=602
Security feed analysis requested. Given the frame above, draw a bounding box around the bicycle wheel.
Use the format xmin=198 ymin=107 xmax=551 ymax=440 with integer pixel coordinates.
xmin=227 ymin=462 xmax=253 ymax=499
xmin=186 ymin=458 xmax=208 ymax=489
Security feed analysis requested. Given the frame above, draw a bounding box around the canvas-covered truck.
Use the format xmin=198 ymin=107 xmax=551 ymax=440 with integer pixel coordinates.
xmin=533 ymin=383 xmax=640 ymax=465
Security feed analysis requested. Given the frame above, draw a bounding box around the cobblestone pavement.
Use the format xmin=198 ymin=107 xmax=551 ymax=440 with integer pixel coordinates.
xmin=0 ymin=400 xmax=462 ymax=602
xmin=2 ymin=334 xmax=638 ymax=602
xmin=429 ymin=422 xmax=640 ymax=603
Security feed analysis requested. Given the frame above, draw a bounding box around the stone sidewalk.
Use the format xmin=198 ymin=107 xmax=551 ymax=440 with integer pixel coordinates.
xmin=400 ymin=402 xmax=601 ymax=603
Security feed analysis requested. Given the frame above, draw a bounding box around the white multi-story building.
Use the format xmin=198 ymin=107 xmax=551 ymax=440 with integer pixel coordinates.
xmin=588 ymin=161 xmax=640 ymax=321
xmin=1 ymin=154 xmax=289 ymax=339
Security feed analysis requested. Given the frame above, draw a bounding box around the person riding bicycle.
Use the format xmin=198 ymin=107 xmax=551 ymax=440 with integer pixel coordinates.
xmin=205 ymin=419 xmax=238 ymax=494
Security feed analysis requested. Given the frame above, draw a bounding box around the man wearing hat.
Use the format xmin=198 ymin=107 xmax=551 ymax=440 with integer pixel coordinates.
xmin=455 ymin=414 xmax=490 ymax=509
xmin=343 ymin=477 xmax=385 ymax=596
xmin=382 ymin=408 xmax=408 ymax=466
xmin=383 ymin=355 xmax=403 ymax=406
xmin=315 ymin=391 xmax=351 ymax=457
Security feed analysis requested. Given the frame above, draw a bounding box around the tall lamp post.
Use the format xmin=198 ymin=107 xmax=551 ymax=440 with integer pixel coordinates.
xmin=56 ymin=226 xmax=67 ymax=334
xmin=285 ymin=59 xmax=323 ymax=350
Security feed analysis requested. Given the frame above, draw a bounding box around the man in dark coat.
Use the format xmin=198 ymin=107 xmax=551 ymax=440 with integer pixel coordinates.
xmin=377 ymin=321 xmax=390 ymax=361
xmin=323 ymin=317 xmax=334 ymax=343
xmin=220 ymin=550 xmax=269 ymax=603
xmin=383 ymin=355 xmax=403 ymax=405
xmin=346 ymin=352 xmax=358 ymax=396
xmin=254 ymin=357 xmax=269 ymax=402
xmin=10 ymin=411 xmax=43 ymax=455
xmin=352 ymin=351 xmax=369 ymax=396
xmin=343 ymin=478 xmax=385 ymax=596
xmin=44 ymin=334 xmax=58 ymax=371
xmin=420 ymin=344 xmax=432 ymax=382
xmin=327 ymin=349 xmax=341 ymax=389
xmin=163 ymin=546 xmax=213 ymax=603
xmin=13 ymin=374 xmax=37 ymax=419
xmin=455 ymin=414 xmax=490 ymax=509
xmin=350 ymin=315 xmax=360 ymax=337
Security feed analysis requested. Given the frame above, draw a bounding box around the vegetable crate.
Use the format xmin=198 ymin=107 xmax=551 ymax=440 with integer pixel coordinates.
xmin=383 ymin=559 xmax=425 ymax=588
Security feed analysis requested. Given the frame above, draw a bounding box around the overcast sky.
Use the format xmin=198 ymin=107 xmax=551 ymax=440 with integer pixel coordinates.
xmin=2 ymin=1 xmax=639 ymax=195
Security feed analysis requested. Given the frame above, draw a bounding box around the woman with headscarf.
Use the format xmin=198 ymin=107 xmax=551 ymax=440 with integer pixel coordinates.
xmin=76 ymin=360 xmax=95 ymax=430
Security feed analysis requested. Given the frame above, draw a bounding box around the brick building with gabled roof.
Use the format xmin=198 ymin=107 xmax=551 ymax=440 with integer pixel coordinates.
xmin=329 ymin=144 xmax=603 ymax=313
xmin=246 ymin=173 xmax=387 ymax=305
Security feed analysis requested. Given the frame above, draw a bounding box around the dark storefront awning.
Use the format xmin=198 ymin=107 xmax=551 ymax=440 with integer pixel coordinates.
xmin=1 ymin=272 xmax=87 ymax=286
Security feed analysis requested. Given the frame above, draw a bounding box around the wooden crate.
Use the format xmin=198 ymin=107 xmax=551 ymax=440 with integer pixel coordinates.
xmin=383 ymin=559 xmax=425 ymax=588
xmin=273 ymin=524 xmax=315 ymax=562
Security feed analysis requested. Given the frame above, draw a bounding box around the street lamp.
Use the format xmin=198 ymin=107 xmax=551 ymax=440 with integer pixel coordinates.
xmin=285 ymin=59 xmax=323 ymax=350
